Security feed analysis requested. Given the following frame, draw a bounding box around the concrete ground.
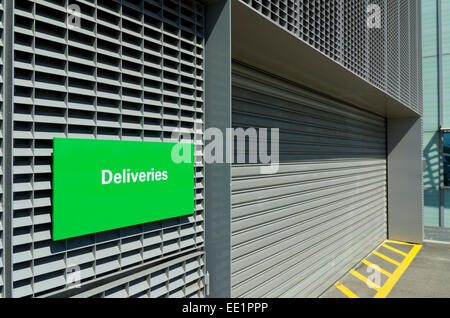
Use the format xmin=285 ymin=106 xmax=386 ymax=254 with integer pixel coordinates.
xmin=321 ymin=240 xmax=450 ymax=298
xmin=388 ymin=241 xmax=450 ymax=298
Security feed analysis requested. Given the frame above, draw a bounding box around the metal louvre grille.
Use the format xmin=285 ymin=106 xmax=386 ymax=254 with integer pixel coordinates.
xmin=368 ymin=0 xmax=385 ymax=91
xmin=240 ymin=0 xmax=300 ymax=37
xmin=239 ymin=0 xmax=422 ymax=114
xmin=409 ymin=0 xmax=418 ymax=111
xmin=231 ymin=65 xmax=387 ymax=298
xmin=342 ymin=0 xmax=368 ymax=80
xmin=12 ymin=0 xmax=204 ymax=298
xmin=411 ymin=1 xmax=423 ymax=113
xmin=83 ymin=253 xmax=204 ymax=298
xmin=386 ymin=0 xmax=400 ymax=101
xmin=298 ymin=0 xmax=341 ymax=61
xmin=0 ymin=0 xmax=4 ymax=299
xmin=399 ymin=0 xmax=410 ymax=107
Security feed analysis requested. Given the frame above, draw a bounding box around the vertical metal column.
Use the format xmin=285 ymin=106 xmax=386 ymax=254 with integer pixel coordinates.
xmin=437 ymin=0 xmax=445 ymax=228
xmin=204 ymin=0 xmax=232 ymax=298
xmin=3 ymin=0 xmax=13 ymax=298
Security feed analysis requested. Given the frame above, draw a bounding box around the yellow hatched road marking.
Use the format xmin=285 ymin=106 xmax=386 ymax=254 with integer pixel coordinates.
xmin=372 ymin=250 xmax=401 ymax=266
xmin=324 ymin=240 xmax=422 ymax=299
xmin=334 ymin=282 xmax=359 ymax=298
xmin=349 ymin=269 xmax=381 ymax=290
xmin=381 ymin=243 xmax=408 ymax=256
xmin=374 ymin=244 xmax=422 ymax=298
xmin=361 ymin=259 xmax=392 ymax=277
xmin=385 ymin=239 xmax=415 ymax=246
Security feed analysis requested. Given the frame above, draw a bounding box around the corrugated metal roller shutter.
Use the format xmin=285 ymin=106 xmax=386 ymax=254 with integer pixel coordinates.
xmin=12 ymin=0 xmax=204 ymax=297
xmin=231 ymin=63 xmax=387 ymax=298
xmin=0 ymin=0 xmax=4 ymax=298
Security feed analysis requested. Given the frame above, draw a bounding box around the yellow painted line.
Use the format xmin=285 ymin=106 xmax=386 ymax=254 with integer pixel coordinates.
xmin=334 ymin=282 xmax=359 ymax=298
xmin=349 ymin=269 xmax=381 ymax=290
xmin=361 ymin=259 xmax=392 ymax=278
xmin=374 ymin=244 xmax=422 ymax=298
xmin=381 ymin=243 xmax=408 ymax=257
xmin=372 ymin=250 xmax=401 ymax=266
xmin=385 ymin=239 xmax=415 ymax=246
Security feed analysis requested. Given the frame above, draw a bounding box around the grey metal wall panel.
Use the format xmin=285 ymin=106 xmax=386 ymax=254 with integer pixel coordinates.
xmin=11 ymin=0 xmax=205 ymax=298
xmin=0 ymin=0 xmax=4 ymax=299
xmin=231 ymin=64 xmax=387 ymax=298
xmin=387 ymin=117 xmax=423 ymax=243
xmin=368 ymin=0 xmax=385 ymax=91
xmin=239 ymin=0 xmax=422 ymax=115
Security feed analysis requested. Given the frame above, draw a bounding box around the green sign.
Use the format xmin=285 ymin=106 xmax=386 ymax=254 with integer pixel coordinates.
xmin=52 ymin=138 xmax=194 ymax=240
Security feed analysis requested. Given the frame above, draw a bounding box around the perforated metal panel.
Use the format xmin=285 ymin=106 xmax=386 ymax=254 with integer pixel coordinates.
xmin=239 ymin=0 xmax=422 ymax=115
xmin=11 ymin=0 xmax=204 ymax=298
xmin=0 ymin=0 xmax=4 ymax=299
xmin=231 ymin=64 xmax=387 ymax=298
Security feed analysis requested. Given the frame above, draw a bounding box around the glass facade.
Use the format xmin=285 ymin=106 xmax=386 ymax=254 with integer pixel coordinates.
xmin=443 ymin=133 xmax=450 ymax=187
xmin=423 ymin=0 xmax=450 ymax=231
xmin=423 ymin=0 xmax=440 ymax=227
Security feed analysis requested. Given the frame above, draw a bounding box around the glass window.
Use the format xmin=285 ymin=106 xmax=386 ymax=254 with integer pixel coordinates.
xmin=444 ymin=133 xmax=450 ymax=186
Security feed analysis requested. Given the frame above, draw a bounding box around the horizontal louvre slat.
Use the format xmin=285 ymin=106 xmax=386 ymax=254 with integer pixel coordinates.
xmin=63 ymin=252 xmax=205 ymax=298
